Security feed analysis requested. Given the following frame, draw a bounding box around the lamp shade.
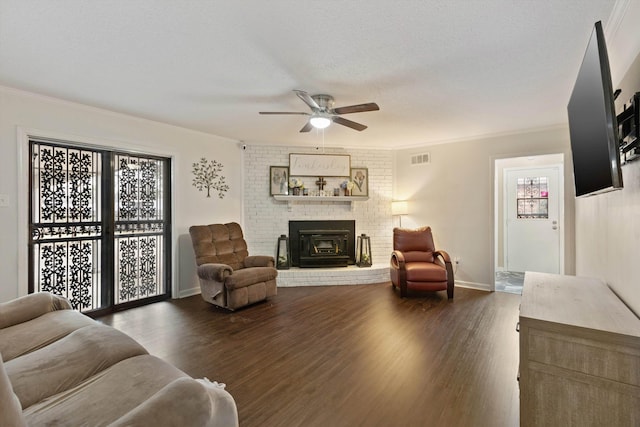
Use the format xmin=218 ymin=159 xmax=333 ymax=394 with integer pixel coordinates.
xmin=391 ymin=201 xmax=409 ymax=216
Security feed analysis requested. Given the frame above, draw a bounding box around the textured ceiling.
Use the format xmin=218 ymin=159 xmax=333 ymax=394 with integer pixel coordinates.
xmin=0 ymin=0 xmax=619 ymax=148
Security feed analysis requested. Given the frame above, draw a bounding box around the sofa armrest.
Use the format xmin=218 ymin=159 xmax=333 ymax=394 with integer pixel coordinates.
xmin=197 ymin=264 xmax=233 ymax=283
xmin=0 ymin=353 xmax=27 ymax=427
xmin=433 ymin=249 xmax=451 ymax=263
xmin=244 ymin=255 xmax=275 ymax=268
xmin=196 ymin=378 xmax=239 ymax=427
xmin=433 ymin=250 xmax=451 ymax=269
xmin=0 ymin=292 xmax=71 ymax=330
xmin=108 ymin=377 xmax=238 ymax=427
xmin=434 ymin=250 xmax=455 ymax=299
xmin=390 ymin=250 xmax=406 ymax=269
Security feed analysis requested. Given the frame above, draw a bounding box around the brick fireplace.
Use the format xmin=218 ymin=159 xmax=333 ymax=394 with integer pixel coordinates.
xmin=241 ymin=145 xmax=394 ymax=286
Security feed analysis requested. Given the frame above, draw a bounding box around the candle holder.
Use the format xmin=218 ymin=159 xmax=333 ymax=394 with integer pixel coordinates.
xmin=276 ymin=234 xmax=290 ymax=269
xmin=355 ymin=234 xmax=372 ymax=267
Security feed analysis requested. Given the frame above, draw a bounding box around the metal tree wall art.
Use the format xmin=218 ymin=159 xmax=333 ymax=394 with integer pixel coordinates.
xmin=192 ymin=157 xmax=230 ymax=198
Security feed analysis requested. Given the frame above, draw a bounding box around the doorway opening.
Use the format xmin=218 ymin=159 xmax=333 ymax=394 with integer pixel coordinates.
xmin=494 ymin=154 xmax=564 ymax=294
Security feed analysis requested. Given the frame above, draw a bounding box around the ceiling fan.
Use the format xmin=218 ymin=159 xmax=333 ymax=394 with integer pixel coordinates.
xmin=259 ymin=90 xmax=379 ymax=132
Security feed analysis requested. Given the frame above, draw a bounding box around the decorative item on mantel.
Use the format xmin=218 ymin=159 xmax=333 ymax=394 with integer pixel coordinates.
xmin=356 ymin=234 xmax=372 ymax=267
xmin=276 ymin=234 xmax=290 ymax=269
xmin=289 ymin=178 xmax=304 ymax=196
xmin=316 ymin=177 xmax=327 ymax=193
xmin=341 ymin=179 xmax=355 ymax=196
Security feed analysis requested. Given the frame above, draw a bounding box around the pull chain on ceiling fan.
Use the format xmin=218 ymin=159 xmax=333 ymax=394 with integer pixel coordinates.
xmin=259 ymin=90 xmax=379 ymax=132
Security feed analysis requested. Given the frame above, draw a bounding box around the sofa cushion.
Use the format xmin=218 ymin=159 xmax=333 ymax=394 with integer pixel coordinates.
xmin=0 ymin=353 xmax=26 ymax=427
xmin=0 ymin=292 xmax=71 ymax=329
xmin=23 ymin=355 xmax=190 ymax=426
xmin=393 ymin=227 xmax=436 ymax=262
xmin=405 ymin=262 xmax=447 ymax=282
xmin=0 ymin=309 xmax=95 ymax=362
xmin=7 ymin=324 xmax=148 ymax=409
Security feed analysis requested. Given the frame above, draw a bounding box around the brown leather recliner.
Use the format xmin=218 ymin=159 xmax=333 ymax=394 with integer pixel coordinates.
xmin=189 ymin=222 xmax=277 ymax=310
xmin=390 ymin=226 xmax=454 ymax=299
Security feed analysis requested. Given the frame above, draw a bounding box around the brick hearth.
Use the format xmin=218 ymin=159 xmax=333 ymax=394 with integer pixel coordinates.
xmin=276 ymin=264 xmax=390 ymax=287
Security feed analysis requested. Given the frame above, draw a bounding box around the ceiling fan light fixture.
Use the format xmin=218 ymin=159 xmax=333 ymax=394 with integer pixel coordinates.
xmin=260 ymin=90 xmax=378 ymax=132
xmin=310 ymin=114 xmax=331 ymax=129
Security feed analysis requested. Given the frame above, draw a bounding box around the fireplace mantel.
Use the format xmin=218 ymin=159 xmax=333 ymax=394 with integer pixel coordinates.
xmin=273 ymin=195 xmax=368 ymax=211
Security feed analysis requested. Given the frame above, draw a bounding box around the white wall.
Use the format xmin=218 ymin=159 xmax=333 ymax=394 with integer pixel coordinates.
xmin=394 ymin=126 xmax=575 ymax=290
xmin=0 ymin=87 xmax=243 ymax=302
xmin=575 ymin=1 xmax=640 ymax=315
xmin=243 ymin=145 xmax=393 ymax=265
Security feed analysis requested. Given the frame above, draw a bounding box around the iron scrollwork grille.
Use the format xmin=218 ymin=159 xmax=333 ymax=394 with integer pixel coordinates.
xmin=516 ymin=176 xmax=549 ymax=219
xmin=29 ymin=141 xmax=171 ymax=313
xmin=114 ymin=154 xmax=167 ymax=304
xmin=30 ymin=142 xmax=103 ymax=311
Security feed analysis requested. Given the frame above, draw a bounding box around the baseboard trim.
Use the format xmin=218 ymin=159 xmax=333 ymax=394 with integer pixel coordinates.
xmin=455 ymin=280 xmax=492 ymax=292
xmin=178 ymin=286 xmax=201 ymax=299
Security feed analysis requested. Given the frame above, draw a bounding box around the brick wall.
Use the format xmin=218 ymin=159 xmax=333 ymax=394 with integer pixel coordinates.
xmin=243 ymin=145 xmax=393 ymax=266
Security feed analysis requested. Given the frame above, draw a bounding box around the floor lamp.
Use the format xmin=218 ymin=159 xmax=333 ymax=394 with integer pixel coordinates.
xmin=391 ymin=201 xmax=409 ymax=228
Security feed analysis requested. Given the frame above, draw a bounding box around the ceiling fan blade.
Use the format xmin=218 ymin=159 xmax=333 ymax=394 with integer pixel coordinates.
xmin=332 ymin=102 xmax=380 ymax=115
xmin=300 ymin=122 xmax=313 ymax=133
xmin=259 ymin=111 xmax=309 ymax=115
xmin=332 ymin=116 xmax=367 ymax=131
xmin=294 ymin=89 xmax=320 ymax=110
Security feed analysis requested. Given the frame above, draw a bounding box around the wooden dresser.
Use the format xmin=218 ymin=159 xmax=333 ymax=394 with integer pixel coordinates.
xmin=519 ymin=272 xmax=640 ymax=426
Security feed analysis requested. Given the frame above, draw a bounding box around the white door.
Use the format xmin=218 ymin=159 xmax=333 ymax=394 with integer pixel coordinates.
xmin=505 ymin=166 xmax=562 ymax=274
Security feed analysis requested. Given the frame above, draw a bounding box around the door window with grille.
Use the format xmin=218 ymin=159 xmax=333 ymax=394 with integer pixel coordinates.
xmin=516 ymin=176 xmax=549 ymax=219
xmin=29 ymin=139 xmax=171 ymax=313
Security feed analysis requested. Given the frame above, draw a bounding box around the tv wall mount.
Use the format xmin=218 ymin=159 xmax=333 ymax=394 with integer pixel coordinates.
xmin=618 ymin=91 xmax=640 ymax=163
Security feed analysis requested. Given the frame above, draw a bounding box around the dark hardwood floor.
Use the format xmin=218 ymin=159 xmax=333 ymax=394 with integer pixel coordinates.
xmin=97 ymin=283 xmax=521 ymax=427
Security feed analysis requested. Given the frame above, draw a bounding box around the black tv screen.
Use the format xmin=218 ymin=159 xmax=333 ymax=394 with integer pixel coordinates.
xmin=567 ymin=21 xmax=622 ymax=197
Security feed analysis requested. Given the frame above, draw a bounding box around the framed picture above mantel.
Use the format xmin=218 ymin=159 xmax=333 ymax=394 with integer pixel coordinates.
xmin=270 ymin=166 xmax=289 ymax=196
xmin=289 ymin=153 xmax=351 ymax=177
xmin=350 ymin=167 xmax=368 ymax=197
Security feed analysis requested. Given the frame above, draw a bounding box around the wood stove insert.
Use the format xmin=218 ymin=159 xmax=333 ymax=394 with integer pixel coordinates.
xmin=289 ymin=220 xmax=355 ymax=267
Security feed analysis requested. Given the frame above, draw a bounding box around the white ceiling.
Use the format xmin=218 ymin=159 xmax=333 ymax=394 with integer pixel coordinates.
xmin=0 ymin=0 xmax=620 ymax=149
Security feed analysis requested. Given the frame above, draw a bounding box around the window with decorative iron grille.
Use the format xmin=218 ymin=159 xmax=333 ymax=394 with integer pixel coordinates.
xmin=516 ymin=176 xmax=549 ymax=219
xmin=29 ymin=139 xmax=171 ymax=314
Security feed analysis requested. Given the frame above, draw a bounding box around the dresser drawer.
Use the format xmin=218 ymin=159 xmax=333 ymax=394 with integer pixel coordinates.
xmin=527 ymin=328 xmax=640 ymax=386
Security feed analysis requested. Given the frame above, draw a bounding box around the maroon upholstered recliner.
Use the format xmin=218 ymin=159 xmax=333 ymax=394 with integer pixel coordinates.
xmin=189 ymin=222 xmax=277 ymax=310
xmin=390 ymin=226 xmax=454 ymax=299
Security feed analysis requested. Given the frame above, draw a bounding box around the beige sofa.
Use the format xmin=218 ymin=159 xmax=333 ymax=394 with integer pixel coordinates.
xmin=0 ymin=292 xmax=238 ymax=427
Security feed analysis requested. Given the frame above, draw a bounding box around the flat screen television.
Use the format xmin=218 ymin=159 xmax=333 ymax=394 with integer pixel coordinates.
xmin=567 ymin=20 xmax=623 ymax=197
